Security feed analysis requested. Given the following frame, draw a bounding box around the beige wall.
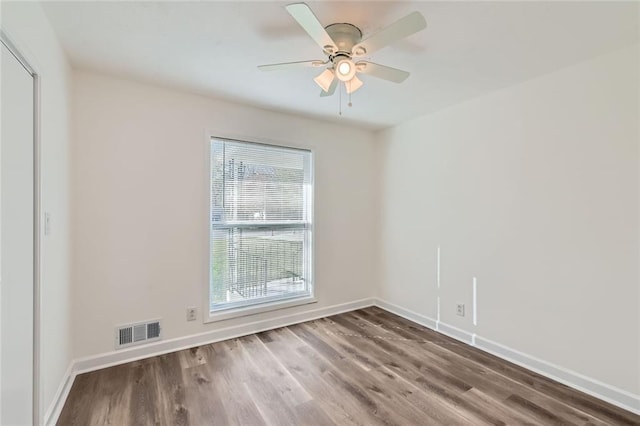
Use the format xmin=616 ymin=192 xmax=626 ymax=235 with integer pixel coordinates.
xmin=72 ymin=71 xmax=378 ymax=358
xmin=377 ymin=45 xmax=640 ymax=395
xmin=0 ymin=1 xmax=73 ymax=421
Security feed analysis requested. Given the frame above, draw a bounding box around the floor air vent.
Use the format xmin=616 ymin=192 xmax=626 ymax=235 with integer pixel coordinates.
xmin=115 ymin=319 xmax=161 ymax=349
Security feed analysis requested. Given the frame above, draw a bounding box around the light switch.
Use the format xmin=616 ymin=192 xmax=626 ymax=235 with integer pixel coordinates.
xmin=44 ymin=212 xmax=52 ymax=235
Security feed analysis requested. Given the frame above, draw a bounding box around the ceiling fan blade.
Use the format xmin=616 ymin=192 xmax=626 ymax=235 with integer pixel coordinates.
xmin=352 ymin=11 xmax=426 ymax=57
xmin=286 ymin=3 xmax=337 ymax=54
xmin=258 ymin=60 xmax=326 ymax=71
xmin=356 ymin=61 xmax=410 ymax=83
xmin=320 ymin=78 xmax=338 ymax=97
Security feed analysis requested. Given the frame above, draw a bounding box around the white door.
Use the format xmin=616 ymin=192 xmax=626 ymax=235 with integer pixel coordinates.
xmin=1 ymin=41 xmax=35 ymax=425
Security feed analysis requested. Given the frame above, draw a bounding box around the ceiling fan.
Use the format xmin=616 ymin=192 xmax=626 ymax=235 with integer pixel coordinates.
xmin=258 ymin=3 xmax=427 ymax=98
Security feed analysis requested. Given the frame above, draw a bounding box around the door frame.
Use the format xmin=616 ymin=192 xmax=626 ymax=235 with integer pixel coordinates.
xmin=0 ymin=29 xmax=42 ymax=425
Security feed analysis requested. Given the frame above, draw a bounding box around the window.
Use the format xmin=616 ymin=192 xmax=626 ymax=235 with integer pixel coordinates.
xmin=209 ymin=138 xmax=313 ymax=317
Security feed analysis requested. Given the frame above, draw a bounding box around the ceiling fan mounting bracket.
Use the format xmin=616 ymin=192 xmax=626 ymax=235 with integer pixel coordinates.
xmin=328 ymin=52 xmax=350 ymax=65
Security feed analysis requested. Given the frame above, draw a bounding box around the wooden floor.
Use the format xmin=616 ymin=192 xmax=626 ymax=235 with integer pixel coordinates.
xmin=58 ymin=307 xmax=640 ymax=425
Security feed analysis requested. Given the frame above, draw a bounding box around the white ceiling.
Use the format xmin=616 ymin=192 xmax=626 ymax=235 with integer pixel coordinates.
xmin=42 ymin=1 xmax=639 ymax=130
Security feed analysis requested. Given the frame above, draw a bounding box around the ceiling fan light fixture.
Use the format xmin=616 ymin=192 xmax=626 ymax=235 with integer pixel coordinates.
xmin=262 ymin=3 xmax=426 ymax=109
xmin=345 ymin=75 xmax=363 ymax=94
xmin=335 ymin=58 xmax=356 ymax=82
xmin=353 ymin=46 xmax=367 ymax=56
xmin=314 ymin=68 xmax=335 ymax=92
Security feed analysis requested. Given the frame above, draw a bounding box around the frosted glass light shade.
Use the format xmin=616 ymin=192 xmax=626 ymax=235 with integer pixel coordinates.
xmin=345 ymin=75 xmax=363 ymax=94
xmin=314 ymin=69 xmax=335 ymax=92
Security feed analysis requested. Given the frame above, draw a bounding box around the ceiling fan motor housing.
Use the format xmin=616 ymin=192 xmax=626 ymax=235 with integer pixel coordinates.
xmin=324 ymin=23 xmax=364 ymax=57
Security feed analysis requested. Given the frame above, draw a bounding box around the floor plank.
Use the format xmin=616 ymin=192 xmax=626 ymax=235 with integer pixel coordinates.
xmin=57 ymin=309 xmax=640 ymax=425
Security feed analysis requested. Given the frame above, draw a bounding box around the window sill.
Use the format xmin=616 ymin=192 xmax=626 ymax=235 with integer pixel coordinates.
xmin=205 ymin=295 xmax=317 ymax=323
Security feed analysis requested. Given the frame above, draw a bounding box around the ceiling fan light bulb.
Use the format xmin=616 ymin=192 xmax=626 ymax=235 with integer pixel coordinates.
xmin=335 ymin=59 xmax=356 ymax=82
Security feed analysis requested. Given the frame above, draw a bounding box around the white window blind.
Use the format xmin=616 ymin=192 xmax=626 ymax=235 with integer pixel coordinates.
xmin=210 ymin=138 xmax=313 ymax=312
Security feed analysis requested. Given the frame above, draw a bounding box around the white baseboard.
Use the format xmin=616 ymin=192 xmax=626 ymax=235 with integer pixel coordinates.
xmin=44 ymin=296 xmax=639 ymax=424
xmin=373 ymin=298 xmax=640 ymax=416
xmin=43 ymin=362 xmax=75 ymax=426
xmin=474 ymin=335 xmax=640 ymax=415
xmin=44 ymin=297 xmax=374 ymax=425
xmin=436 ymin=322 xmax=474 ymax=345
xmin=373 ymin=298 xmax=473 ymax=344
xmin=73 ymin=297 xmax=374 ymax=374
xmin=373 ymin=299 xmax=438 ymax=329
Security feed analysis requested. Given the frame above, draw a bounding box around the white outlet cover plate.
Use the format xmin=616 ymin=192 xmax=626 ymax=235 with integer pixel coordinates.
xmin=187 ymin=307 xmax=197 ymax=321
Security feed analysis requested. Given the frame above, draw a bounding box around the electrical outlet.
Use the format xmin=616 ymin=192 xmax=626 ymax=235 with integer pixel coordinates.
xmin=456 ymin=303 xmax=465 ymax=317
xmin=186 ymin=307 xmax=197 ymax=321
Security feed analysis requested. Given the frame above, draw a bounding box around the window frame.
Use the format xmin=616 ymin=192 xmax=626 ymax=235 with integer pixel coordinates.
xmin=204 ymin=135 xmax=316 ymax=323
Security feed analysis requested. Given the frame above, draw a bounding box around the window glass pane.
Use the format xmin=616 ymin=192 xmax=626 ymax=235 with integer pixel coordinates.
xmin=210 ymin=138 xmax=313 ymax=313
xmin=212 ymin=140 xmax=310 ymax=223
xmin=211 ymin=227 xmax=309 ymax=307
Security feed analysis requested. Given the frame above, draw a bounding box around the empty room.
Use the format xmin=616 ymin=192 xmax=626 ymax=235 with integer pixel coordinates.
xmin=1 ymin=0 xmax=638 ymax=425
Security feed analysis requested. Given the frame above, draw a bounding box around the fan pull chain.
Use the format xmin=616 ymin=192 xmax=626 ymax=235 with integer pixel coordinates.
xmin=348 ymin=87 xmax=353 ymax=108
xmin=339 ymin=81 xmax=342 ymax=116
